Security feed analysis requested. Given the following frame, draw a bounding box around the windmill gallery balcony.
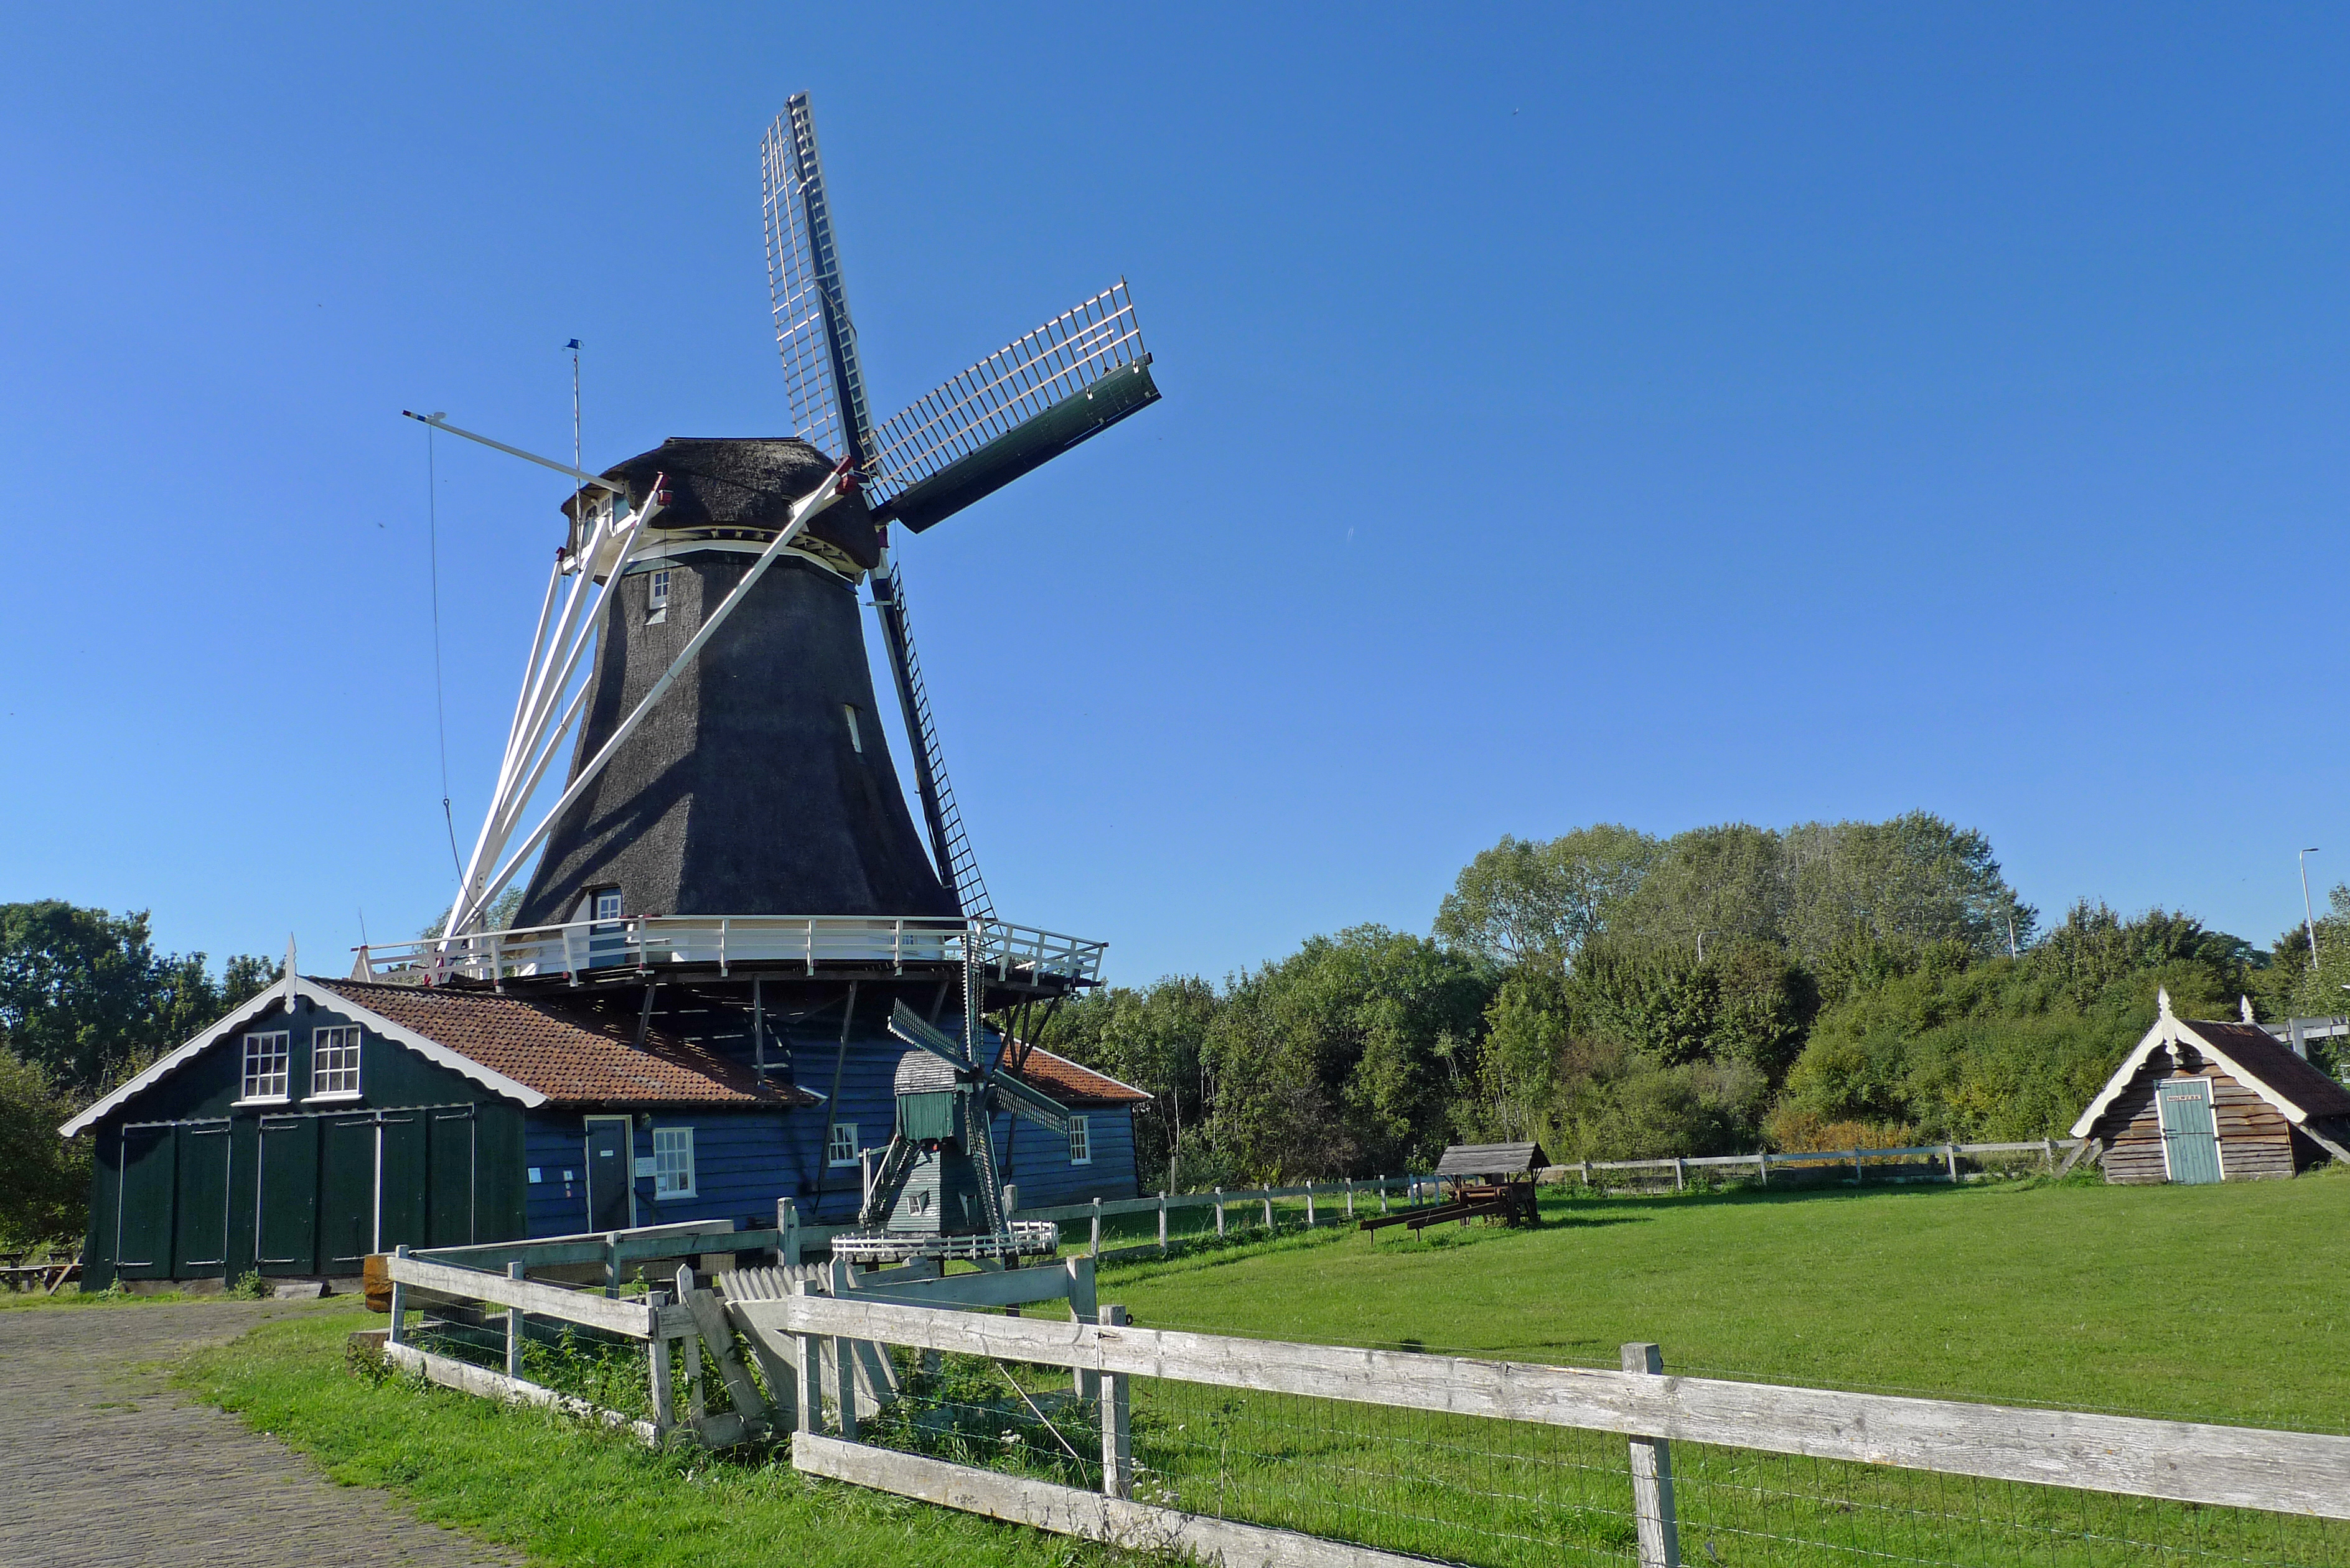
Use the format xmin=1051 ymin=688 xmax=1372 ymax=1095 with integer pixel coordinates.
xmin=351 ymin=913 xmax=1106 ymax=992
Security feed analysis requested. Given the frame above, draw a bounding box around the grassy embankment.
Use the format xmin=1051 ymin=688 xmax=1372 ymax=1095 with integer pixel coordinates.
xmin=129 ymin=1172 xmax=2350 ymax=1566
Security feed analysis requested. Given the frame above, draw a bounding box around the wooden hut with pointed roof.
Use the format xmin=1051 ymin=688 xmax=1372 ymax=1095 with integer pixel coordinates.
xmin=2069 ymin=991 xmax=2350 ymax=1183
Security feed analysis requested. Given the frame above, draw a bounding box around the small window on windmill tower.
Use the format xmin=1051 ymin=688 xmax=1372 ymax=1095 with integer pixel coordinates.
xmin=592 ymin=887 xmax=622 ymax=922
xmin=843 ymin=704 xmax=863 ymax=753
xmin=647 ymin=567 xmax=672 ymax=623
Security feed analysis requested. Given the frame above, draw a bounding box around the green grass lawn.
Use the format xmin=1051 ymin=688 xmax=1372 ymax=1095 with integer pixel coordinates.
xmin=144 ymin=1172 xmax=2350 ymax=1568
xmin=1097 ymin=1171 xmax=2350 ymax=1433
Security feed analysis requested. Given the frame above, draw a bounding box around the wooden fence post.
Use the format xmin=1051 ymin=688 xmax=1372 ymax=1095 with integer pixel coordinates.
xmin=387 ymin=1246 xmax=408 ymax=1346
xmin=832 ymin=1321 xmax=858 ymax=1441
xmin=1262 ymin=1185 xmax=1274 ymax=1230
xmin=1306 ymin=1186 xmax=1316 ymax=1226
xmin=1345 ymin=1178 xmax=1356 ymax=1217
xmin=604 ymin=1231 xmax=622 ymax=1298
xmin=1379 ymin=1176 xmax=1390 ymax=1215
xmin=1214 ymin=1187 xmax=1226 ymax=1236
xmin=647 ymin=1288 xmax=675 ymax=1435
xmin=675 ymin=1266 xmax=705 ymax=1426
xmin=2043 ymin=1137 xmax=2055 ymax=1172
xmin=1157 ymin=1195 xmax=1169 ymax=1253
xmin=776 ymin=1197 xmax=800 ymax=1264
xmin=1580 ymin=1162 xmax=1591 ymax=1188
xmin=1851 ymin=1148 xmax=1863 ymax=1186
xmin=505 ymin=1261 xmax=526 ymax=1379
xmin=1065 ymin=1254 xmax=1100 ymax=1403
xmin=792 ymin=1275 xmax=822 ymax=1435
xmin=1090 ymin=1197 xmax=1103 ymax=1258
xmin=1672 ymin=1158 xmax=1686 ymax=1192
xmin=1756 ymin=1152 xmax=1769 ymax=1188
xmin=1622 ymin=1342 xmax=1681 ymax=1568
xmin=1100 ymin=1304 xmax=1133 ymax=1499
xmin=1944 ymin=1143 xmax=1959 ymax=1183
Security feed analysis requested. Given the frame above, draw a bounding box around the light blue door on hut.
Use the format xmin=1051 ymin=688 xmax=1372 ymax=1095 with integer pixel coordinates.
xmin=2157 ymin=1079 xmax=2222 ymax=1184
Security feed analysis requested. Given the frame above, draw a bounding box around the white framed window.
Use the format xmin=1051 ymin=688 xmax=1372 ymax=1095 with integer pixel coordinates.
xmin=826 ymin=1122 xmax=859 ymax=1167
xmin=843 ymin=704 xmax=863 ymax=753
xmin=240 ymin=1031 xmax=290 ymax=1102
xmin=1068 ymin=1115 xmax=1091 ymax=1166
xmin=648 ymin=567 xmax=672 ymax=609
xmin=653 ymin=1126 xmax=696 ymax=1198
xmin=309 ymin=1025 xmax=362 ymax=1098
xmin=593 ymin=887 xmax=622 ymax=922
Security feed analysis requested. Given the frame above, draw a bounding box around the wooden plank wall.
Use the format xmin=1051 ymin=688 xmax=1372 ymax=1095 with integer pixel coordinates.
xmin=2095 ymin=1060 xmax=2297 ymax=1184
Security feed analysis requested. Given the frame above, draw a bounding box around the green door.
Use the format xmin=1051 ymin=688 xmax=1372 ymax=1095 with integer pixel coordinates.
xmin=115 ymin=1124 xmax=177 ymax=1279
xmin=427 ymin=1108 xmax=477 ymax=1247
xmin=377 ymin=1111 xmax=428 ymax=1254
xmin=171 ymin=1121 xmax=232 ymax=1276
xmin=2158 ymin=1079 xmax=2222 ymax=1184
xmin=321 ymin=1113 xmax=379 ymax=1272
xmin=256 ymin=1115 xmax=320 ymax=1274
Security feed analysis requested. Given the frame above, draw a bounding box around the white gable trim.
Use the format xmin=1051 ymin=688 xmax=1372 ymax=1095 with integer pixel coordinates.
xmin=2173 ymin=1020 xmax=2311 ymax=1126
xmin=60 ymin=976 xmax=547 ymax=1139
xmin=2069 ymin=1012 xmax=2313 ymax=1139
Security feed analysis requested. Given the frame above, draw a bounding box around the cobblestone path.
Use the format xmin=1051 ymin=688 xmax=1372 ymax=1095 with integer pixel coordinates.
xmin=0 ymin=1301 xmax=515 ymax=1567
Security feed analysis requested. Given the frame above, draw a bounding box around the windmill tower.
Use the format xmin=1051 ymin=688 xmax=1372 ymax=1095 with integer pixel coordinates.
xmin=393 ymin=93 xmax=1158 ymax=1223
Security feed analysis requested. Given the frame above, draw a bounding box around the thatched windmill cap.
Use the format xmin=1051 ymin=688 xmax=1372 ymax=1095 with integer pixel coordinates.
xmin=563 ymin=436 xmax=883 ymax=571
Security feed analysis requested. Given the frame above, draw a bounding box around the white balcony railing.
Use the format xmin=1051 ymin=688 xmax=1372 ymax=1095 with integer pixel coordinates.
xmin=352 ymin=914 xmax=1105 ymax=989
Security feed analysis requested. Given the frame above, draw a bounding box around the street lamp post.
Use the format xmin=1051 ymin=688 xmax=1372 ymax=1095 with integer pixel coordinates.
xmin=2300 ymin=848 xmax=2323 ymax=976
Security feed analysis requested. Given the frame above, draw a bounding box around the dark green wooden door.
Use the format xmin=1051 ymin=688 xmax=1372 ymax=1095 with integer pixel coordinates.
xmin=377 ymin=1111 xmax=428 ymax=1254
xmin=115 ymin=1124 xmax=177 ymax=1279
xmin=171 ymin=1121 xmax=232 ymax=1276
xmin=428 ymin=1108 xmax=477 ymax=1247
xmin=584 ymin=1118 xmax=634 ymax=1231
xmin=321 ymin=1114 xmax=378 ymax=1272
xmin=256 ymin=1114 xmax=319 ymax=1274
xmin=2158 ymin=1079 xmax=2222 ymax=1183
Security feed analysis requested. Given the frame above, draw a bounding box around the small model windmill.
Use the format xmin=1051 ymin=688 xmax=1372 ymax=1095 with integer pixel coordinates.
xmin=835 ymin=978 xmax=1074 ymax=1263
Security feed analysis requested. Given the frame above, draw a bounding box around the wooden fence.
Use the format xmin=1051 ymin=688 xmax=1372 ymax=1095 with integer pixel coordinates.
xmin=1014 ymin=1175 xmax=1431 ymax=1258
xmin=1558 ymin=1137 xmax=2092 ymax=1191
xmin=764 ymin=1289 xmax=2350 ymax=1568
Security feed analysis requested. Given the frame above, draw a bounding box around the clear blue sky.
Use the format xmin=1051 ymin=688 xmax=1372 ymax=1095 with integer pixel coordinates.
xmin=6 ymin=6 xmax=2347 ymax=986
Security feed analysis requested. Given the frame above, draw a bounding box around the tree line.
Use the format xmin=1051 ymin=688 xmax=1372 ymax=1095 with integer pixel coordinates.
xmin=0 ymin=901 xmax=275 ymax=1244
xmin=1039 ymin=813 xmax=2337 ymax=1188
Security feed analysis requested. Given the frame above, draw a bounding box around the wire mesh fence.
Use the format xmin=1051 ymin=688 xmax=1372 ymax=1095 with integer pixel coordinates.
xmin=825 ymin=1309 xmax=2350 ymax=1568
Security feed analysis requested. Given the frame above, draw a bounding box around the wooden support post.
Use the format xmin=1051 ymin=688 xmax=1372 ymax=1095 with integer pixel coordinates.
xmin=2043 ymin=1137 xmax=2055 ymax=1172
xmin=1622 ymin=1343 xmax=1681 ymax=1568
xmin=1851 ymin=1148 xmax=1863 ymax=1186
xmin=1090 ymin=1197 xmax=1102 ymax=1258
xmin=1944 ymin=1143 xmax=1959 ymax=1182
xmin=1065 ymin=1254 xmax=1100 ymax=1402
xmin=647 ymin=1289 xmax=675 ymax=1435
xmin=604 ymin=1231 xmax=622 ymax=1298
xmin=1214 ymin=1187 xmax=1226 ymax=1236
xmin=505 ymin=1261 xmax=525 ymax=1379
xmin=1262 ymin=1185 xmax=1273 ymax=1230
xmin=832 ymin=1328 xmax=858 ymax=1441
xmin=1580 ymin=1161 xmax=1591 ymax=1187
xmin=1157 ymin=1195 xmax=1168 ymax=1253
xmin=675 ymin=1266 xmax=705 ymax=1426
xmin=777 ymin=1197 xmax=800 ymax=1264
xmin=1306 ymin=1186 xmax=1316 ymax=1226
xmin=1672 ymin=1158 xmax=1686 ymax=1192
xmin=1099 ymin=1304 xmax=1132 ymax=1499
xmin=1379 ymin=1176 xmax=1390 ymax=1214
xmin=1756 ymin=1152 xmax=1769 ymax=1187
xmin=387 ymin=1246 xmax=408 ymax=1346
xmin=1345 ymin=1178 xmax=1355 ymax=1217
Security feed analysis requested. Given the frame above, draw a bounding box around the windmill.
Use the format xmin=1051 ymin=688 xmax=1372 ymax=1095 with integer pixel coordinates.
xmin=378 ymin=91 xmax=1158 ymax=1226
xmin=836 ymin=986 xmax=1074 ymax=1263
xmin=431 ymin=91 xmax=1159 ymax=950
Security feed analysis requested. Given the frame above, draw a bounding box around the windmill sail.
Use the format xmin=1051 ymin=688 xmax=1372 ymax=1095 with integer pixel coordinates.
xmin=866 ymin=281 xmax=1159 ymax=533
xmin=763 ymin=94 xmax=875 ymax=464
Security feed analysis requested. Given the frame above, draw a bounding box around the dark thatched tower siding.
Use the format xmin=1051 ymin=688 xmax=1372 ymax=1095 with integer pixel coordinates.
xmin=518 ymin=553 xmax=955 ymax=925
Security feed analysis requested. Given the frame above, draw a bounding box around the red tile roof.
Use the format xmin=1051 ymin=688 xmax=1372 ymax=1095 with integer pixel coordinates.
xmin=2184 ymin=1019 xmax=2350 ymax=1121
xmin=1003 ymin=1042 xmax=1151 ymax=1106
xmin=318 ymin=979 xmax=812 ymax=1110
